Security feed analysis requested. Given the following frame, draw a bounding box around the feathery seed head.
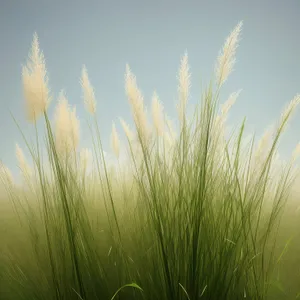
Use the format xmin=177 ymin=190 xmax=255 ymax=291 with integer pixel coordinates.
xmin=255 ymin=127 xmax=274 ymax=163
xmin=125 ymin=64 xmax=149 ymax=140
xmin=177 ymin=52 xmax=191 ymax=123
xmin=54 ymin=91 xmax=80 ymax=158
xmin=80 ymin=65 xmax=96 ymax=115
xmin=0 ymin=161 xmax=13 ymax=186
xmin=119 ymin=118 xmax=134 ymax=141
xmin=151 ymin=91 xmax=164 ymax=136
xmin=279 ymin=94 xmax=300 ymax=132
xmin=216 ymin=89 xmax=242 ymax=131
xmin=221 ymin=90 xmax=241 ymax=116
xmin=111 ymin=122 xmax=120 ymax=158
xmin=16 ymin=143 xmax=32 ymax=178
xmin=215 ymin=21 xmax=243 ymax=88
xmin=22 ymin=33 xmax=50 ymax=122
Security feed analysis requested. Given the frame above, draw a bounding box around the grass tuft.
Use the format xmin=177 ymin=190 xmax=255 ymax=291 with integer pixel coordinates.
xmin=1 ymin=21 xmax=300 ymax=300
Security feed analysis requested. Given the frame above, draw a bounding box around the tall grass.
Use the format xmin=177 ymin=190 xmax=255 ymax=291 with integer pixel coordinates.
xmin=1 ymin=21 xmax=300 ymax=300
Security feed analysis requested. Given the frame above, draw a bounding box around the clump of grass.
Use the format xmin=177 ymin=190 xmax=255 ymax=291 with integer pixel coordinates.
xmin=0 ymin=21 xmax=299 ymax=300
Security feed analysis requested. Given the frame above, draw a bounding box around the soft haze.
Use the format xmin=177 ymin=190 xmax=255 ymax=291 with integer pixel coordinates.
xmin=0 ymin=0 xmax=299 ymax=178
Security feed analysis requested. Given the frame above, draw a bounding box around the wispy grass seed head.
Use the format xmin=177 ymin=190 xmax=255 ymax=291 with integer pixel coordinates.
xmin=80 ymin=65 xmax=96 ymax=115
xmin=15 ymin=143 xmax=32 ymax=179
xmin=215 ymin=21 xmax=243 ymax=88
xmin=0 ymin=161 xmax=13 ymax=186
xmin=22 ymin=33 xmax=50 ymax=123
xmin=221 ymin=90 xmax=241 ymax=116
xmin=111 ymin=122 xmax=120 ymax=158
xmin=278 ymin=94 xmax=300 ymax=133
xmin=54 ymin=91 xmax=80 ymax=158
xmin=125 ymin=64 xmax=149 ymax=141
xmin=151 ymin=91 xmax=164 ymax=136
xmin=119 ymin=117 xmax=135 ymax=142
xmin=254 ymin=126 xmax=274 ymax=167
xmin=214 ymin=90 xmax=241 ymax=134
xmin=177 ymin=52 xmax=190 ymax=124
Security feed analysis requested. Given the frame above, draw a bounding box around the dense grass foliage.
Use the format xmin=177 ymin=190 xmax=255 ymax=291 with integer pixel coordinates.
xmin=1 ymin=22 xmax=300 ymax=300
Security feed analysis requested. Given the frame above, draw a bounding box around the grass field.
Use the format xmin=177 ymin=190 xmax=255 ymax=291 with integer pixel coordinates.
xmin=1 ymin=21 xmax=300 ymax=300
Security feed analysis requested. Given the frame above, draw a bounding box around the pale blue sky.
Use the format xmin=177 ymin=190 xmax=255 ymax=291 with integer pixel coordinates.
xmin=0 ymin=0 xmax=300 ymax=177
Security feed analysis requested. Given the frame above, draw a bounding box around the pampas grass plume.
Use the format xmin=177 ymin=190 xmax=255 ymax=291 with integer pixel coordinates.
xmin=279 ymin=94 xmax=300 ymax=132
xmin=177 ymin=52 xmax=190 ymax=124
xmin=0 ymin=161 xmax=13 ymax=186
xmin=119 ymin=118 xmax=135 ymax=142
xmin=125 ymin=64 xmax=149 ymax=141
xmin=54 ymin=91 xmax=80 ymax=158
xmin=22 ymin=33 xmax=50 ymax=123
xmin=215 ymin=21 xmax=243 ymax=87
xmin=151 ymin=91 xmax=164 ymax=136
xmin=80 ymin=65 xmax=96 ymax=115
xmin=15 ymin=143 xmax=32 ymax=179
xmin=111 ymin=122 xmax=120 ymax=158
